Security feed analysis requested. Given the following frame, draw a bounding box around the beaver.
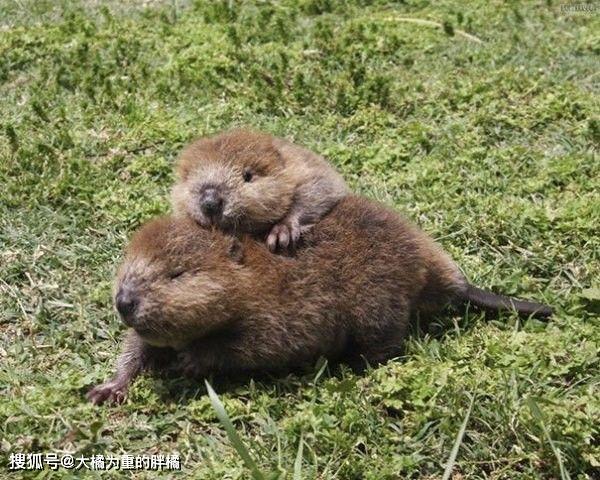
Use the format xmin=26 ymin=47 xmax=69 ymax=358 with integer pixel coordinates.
xmin=171 ymin=129 xmax=348 ymax=251
xmin=88 ymin=195 xmax=552 ymax=405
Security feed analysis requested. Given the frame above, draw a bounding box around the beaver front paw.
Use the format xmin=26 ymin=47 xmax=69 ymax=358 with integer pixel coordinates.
xmin=267 ymin=219 xmax=301 ymax=252
xmin=87 ymin=379 xmax=129 ymax=405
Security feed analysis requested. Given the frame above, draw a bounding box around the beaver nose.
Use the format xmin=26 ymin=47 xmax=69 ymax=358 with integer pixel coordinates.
xmin=200 ymin=188 xmax=223 ymax=216
xmin=115 ymin=288 xmax=138 ymax=325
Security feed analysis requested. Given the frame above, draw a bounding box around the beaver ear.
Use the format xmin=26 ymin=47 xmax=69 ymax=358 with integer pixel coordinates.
xmin=275 ymin=148 xmax=285 ymax=166
xmin=227 ymin=237 xmax=244 ymax=264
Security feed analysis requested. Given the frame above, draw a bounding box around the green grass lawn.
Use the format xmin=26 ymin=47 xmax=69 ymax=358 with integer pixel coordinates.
xmin=1 ymin=0 xmax=598 ymax=478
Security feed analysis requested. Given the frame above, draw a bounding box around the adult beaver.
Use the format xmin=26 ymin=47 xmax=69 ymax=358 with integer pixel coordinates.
xmin=88 ymin=195 xmax=551 ymax=404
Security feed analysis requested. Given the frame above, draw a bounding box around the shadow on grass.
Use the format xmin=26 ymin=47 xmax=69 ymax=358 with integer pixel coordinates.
xmin=150 ymin=305 xmax=516 ymax=405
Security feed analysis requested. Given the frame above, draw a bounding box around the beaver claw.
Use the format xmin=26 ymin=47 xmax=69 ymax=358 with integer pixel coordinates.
xmin=267 ymin=219 xmax=301 ymax=252
xmin=87 ymin=379 xmax=128 ymax=405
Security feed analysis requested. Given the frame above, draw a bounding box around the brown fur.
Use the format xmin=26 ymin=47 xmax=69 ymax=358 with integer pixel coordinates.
xmin=88 ymin=195 xmax=467 ymax=403
xmin=88 ymin=195 xmax=552 ymax=405
xmin=171 ymin=129 xmax=348 ymax=251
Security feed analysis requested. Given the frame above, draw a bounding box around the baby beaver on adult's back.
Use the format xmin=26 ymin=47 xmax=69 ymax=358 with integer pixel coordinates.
xmin=171 ymin=129 xmax=348 ymax=251
xmin=88 ymin=196 xmax=552 ymax=404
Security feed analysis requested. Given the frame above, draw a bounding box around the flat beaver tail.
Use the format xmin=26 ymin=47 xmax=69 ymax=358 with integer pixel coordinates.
xmin=463 ymin=284 xmax=553 ymax=319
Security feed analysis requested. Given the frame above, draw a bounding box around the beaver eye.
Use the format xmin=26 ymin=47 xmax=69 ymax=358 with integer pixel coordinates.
xmin=242 ymin=168 xmax=253 ymax=182
xmin=169 ymin=268 xmax=186 ymax=280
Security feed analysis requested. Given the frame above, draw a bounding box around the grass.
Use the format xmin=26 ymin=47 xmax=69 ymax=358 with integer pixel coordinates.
xmin=0 ymin=0 xmax=598 ymax=478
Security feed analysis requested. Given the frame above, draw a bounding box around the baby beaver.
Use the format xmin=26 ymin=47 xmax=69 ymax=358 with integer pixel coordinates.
xmin=171 ymin=129 xmax=348 ymax=251
xmin=88 ymin=196 xmax=552 ymax=405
